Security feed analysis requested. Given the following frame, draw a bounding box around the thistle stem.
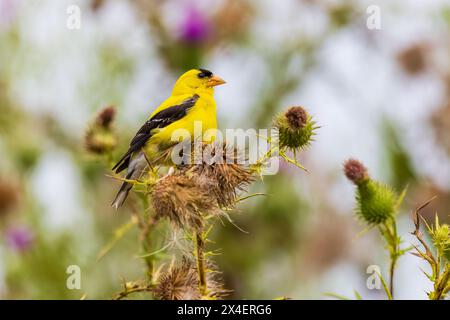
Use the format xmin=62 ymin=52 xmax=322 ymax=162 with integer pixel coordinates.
xmin=194 ymin=230 xmax=207 ymax=296
xmin=132 ymin=197 xmax=155 ymax=281
xmin=389 ymin=253 xmax=398 ymax=298
xmin=379 ymin=220 xmax=400 ymax=299
xmin=140 ymin=217 xmax=155 ymax=280
xmin=113 ymin=284 xmax=154 ymax=300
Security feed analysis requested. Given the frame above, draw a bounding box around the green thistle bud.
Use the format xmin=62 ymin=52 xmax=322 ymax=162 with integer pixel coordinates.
xmin=274 ymin=106 xmax=317 ymax=150
xmin=85 ymin=106 xmax=117 ymax=155
xmin=356 ymin=180 xmax=397 ymax=225
xmin=430 ymin=216 xmax=450 ymax=255
xmin=434 ymin=224 xmax=450 ymax=252
xmin=344 ymin=159 xmax=396 ymax=225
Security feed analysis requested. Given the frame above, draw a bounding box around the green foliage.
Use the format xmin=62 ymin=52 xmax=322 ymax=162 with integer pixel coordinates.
xmin=411 ymin=199 xmax=450 ymax=300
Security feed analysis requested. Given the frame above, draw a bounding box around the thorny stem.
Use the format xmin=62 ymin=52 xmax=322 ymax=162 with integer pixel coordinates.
xmin=140 ymin=216 xmax=155 ymax=280
xmin=113 ymin=284 xmax=154 ymax=300
xmin=389 ymin=250 xmax=398 ymax=298
xmin=379 ymin=219 xmax=401 ymax=299
xmin=252 ymin=142 xmax=307 ymax=174
xmin=131 ymin=199 xmax=156 ymax=281
xmin=194 ymin=229 xmax=207 ymax=296
xmin=388 ymin=222 xmax=399 ymax=298
xmin=411 ymin=197 xmax=450 ymax=300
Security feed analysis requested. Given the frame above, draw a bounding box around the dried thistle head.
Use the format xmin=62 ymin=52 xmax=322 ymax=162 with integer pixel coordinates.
xmin=274 ymin=106 xmax=317 ymax=150
xmin=85 ymin=106 xmax=117 ymax=154
xmin=344 ymin=159 xmax=369 ymax=185
xmin=204 ymin=261 xmax=230 ymax=299
xmin=154 ymin=258 xmax=201 ymax=300
xmin=181 ymin=142 xmax=253 ymax=208
xmin=152 ymin=173 xmax=218 ymax=231
xmin=153 ymin=257 xmax=229 ymax=300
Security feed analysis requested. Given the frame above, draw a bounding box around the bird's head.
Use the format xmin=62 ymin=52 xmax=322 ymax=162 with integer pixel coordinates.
xmin=172 ymin=69 xmax=226 ymax=95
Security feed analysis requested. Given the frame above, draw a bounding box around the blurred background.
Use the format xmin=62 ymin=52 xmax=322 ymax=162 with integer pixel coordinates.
xmin=0 ymin=0 xmax=449 ymax=299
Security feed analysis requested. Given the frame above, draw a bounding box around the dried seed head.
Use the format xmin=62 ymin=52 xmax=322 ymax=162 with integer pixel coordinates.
xmin=154 ymin=258 xmax=201 ymax=300
xmin=152 ymin=173 xmax=218 ymax=231
xmin=181 ymin=143 xmax=253 ymax=208
xmin=154 ymin=257 xmax=229 ymax=300
xmin=96 ymin=106 xmax=116 ymax=129
xmin=274 ymin=106 xmax=316 ymax=150
xmin=193 ymin=163 xmax=253 ymax=208
xmin=344 ymin=159 xmax=369 ymax=185
xmin=204 ymin=261 xmax=230 ymax=299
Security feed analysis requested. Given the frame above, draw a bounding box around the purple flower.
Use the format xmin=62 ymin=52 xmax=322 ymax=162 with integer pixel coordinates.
xmin=5 ymin=225 xmax=34 ymax=252
xmin=178 ymin=6 xmax=210 ymax=43
xmin=0 ymin=0 xmax=19 ymax=29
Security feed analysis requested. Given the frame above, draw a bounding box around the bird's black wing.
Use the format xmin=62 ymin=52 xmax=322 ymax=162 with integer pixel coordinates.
xmin=112 ymin=94 xmax=199 ymax=173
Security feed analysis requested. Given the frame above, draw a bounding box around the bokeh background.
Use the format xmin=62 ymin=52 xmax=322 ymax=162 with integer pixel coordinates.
xmin=0 ymin=0 xmax=449 ymax=299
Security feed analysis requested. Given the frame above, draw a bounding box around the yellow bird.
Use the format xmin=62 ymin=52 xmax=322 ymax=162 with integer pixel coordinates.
xmin=111 ymin=69 xmax=226 ymax=209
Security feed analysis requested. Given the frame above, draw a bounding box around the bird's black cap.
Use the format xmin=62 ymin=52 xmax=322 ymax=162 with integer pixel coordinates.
xmin=197 ymin=68 xmax=213 ymax=78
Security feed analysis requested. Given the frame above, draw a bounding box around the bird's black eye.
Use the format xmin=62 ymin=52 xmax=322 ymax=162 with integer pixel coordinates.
xmin=197 ymin=68 xmax=213 ymax=79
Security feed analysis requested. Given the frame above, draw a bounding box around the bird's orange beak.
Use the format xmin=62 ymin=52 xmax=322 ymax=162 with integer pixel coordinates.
xmin=206 ymin=75 xmax=226 ymax=87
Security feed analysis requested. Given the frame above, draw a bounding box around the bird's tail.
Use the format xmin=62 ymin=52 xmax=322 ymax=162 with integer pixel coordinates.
xmin=111 ymin=179 xmax=132 ymax=210
xmin=111 ymin=152 xmax=148 ymax=210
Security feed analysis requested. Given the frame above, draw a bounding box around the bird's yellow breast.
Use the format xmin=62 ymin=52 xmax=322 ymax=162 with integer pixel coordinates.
xmin=146 ymin=93 xmax=218 ymax=152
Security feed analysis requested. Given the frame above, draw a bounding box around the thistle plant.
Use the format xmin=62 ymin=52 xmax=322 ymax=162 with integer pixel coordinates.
xmin=253 ymin=106 xmax=318 ymax=174
xmin=88 ymin=105 xmax=317 ymax=300
xmin=85 ymin=106 xmax=117 ymax=162
xmin=336 ymin=161 xmax=450 ymax=300
xmin=343 ymin=159 xmax=406 ymax=298
xmin=274 ymin=106 xmax=316 ymax=152
xmin=411 ymin=198 xmax=450 ymax=300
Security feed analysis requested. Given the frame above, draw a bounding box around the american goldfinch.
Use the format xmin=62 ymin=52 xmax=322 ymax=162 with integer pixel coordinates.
xmin=111 ymin=69 xmax=226 ymax=209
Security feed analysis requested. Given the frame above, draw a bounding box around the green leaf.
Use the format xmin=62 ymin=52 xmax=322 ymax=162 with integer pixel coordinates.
xmin=354 ymin=290 xmax=363 ymax=300
xmin=323 ymin=292 xmax=351 ymax=300
xmin=375 ymin=270 xmax=393 ymax=300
